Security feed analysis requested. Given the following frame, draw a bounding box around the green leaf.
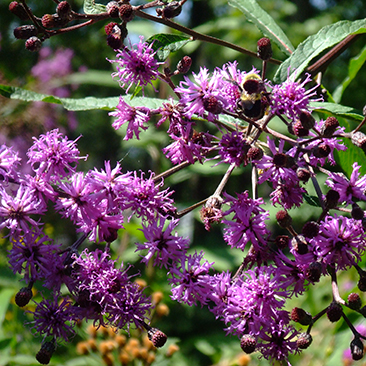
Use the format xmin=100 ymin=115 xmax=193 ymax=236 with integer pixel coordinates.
xmin=0 ymin=84 xmax=163 ymax=111
xmin=274 ymin=18 xmax=366 ymax=83
xmin=310 ymin=101 xmax=363 ymax=122
xmin=333 ymin=44 xmax=366 ymax=103
xmin=303 ymin=193 xmax=321 ymax=207
xmin=83 ymin=0 xmax=106 ymax=14
xmin=146 ymin=34 xmax=192 ymax=62
xmin=0 ymin=289 xmax=14 ymax=328
xmin=64 ymin=70 xmax=121 ymax=88
xmin=228 ymin=0 xmax=294 ymax=56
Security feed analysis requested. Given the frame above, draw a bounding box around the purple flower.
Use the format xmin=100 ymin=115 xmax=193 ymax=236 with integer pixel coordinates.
xmin=222 ymin=191 xmax=270 ymax=252
xmin=326 ymin=162 xmax=366 ymax=204
xmin=72 ymin=249 xmax=151 ymax=331
xmin=270 ymin=71 xmax=322 ymax=122
xmin=313 ymin=215 xmax=366 ymax=270
xmin=168 ymin=251 xmax=214 ymax=306
xmin=0 ymin=144 xmax=21 ymax=181
xmin=109 ymin=96 xmax=151 ymax=140
xmin=29 ymin=294 xmax=76 ymax=342
xmin=27 ymin=129 xmax=85 ymax=182
xmin=137 ymin=218 xmax=189 ymax=268
xmin=270 ymin=182 xmax=305 ymax=210
xmin=218 ymin=130 xmax=250 ymax=166
xmin=109 ymin=36 xmax=161 ymax=93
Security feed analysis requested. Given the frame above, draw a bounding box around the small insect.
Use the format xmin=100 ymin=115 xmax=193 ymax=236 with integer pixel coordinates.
xmin=236 ymin=73 xmax=269 ymax=120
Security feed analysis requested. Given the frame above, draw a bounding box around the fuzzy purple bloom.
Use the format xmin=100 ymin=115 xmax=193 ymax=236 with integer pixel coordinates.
xmin=218 ymin=130 xmax=249 ymax=166
xmin=0 ymin=145 xmax=21 ymax=182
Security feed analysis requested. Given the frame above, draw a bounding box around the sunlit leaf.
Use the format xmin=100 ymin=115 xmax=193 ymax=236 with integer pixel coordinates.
xmin=83 ymin=0 xmax=106 ymax=14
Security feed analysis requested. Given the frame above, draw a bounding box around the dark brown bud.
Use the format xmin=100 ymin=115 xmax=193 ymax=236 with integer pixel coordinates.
xmin=352 ymin=131 xmax=366 ymax=151
xmin=203 ymin=96 xmax=223 ymax=115
xmin=106 ymin=1 xmax=119 ymax=17
xmin=351 ymin=337 xmax=364 ymax=361
xmin=177 ymin=56 xmax=192 ymax=74
xmin=302 ymin=221 xmax=319 ymax=239
xmin=352 ymin=203 xmax=364 ymax=220
xmin=119 ymin=3 xmax=134 ymax=22
xmin=275 ymin=235 xmax=289 ymax=250
xmin=296 ymin=167 xmax=311 ymax=182
xmin=359 ymin=305 xmax=366 ymax=317
xmin=257 ymin=37 xmax=272 ymax=61
xmin=9 ymin=1 xmax=29 ymax=20
xmin=247 ymin=146 xmax=264 ymax=161
xmin=358 ymin=272 xmax=366 ymax=292
xmin=299 ymin=111 xmax=315 ymax=130
xmin=297 ymin=333 xmax=312 ymax=349
xmin=291 ymin=307 xmax=312 ymax=325
xmin=276 ymin=210 xmax=292 ymax=228
xmin=321 ymin=116 xmax=339 ymax=137
xmin=291 ymin=235 xmax=308 ymax=255
xmin=326 ymin=301 xmax=343 ymax=322
xmin=25 ymin=36 xmax=42 ymax=52
xmin=13 ymin=25 xmax=38 ymax=39
xmin=15 ymin=287 xmax=33 ymax=307
xmin=313 ymin=143 xmax=331 ymax=158
xmin=56 ymin=1 xmax=71 ymax=19
xmin=36 ymin=341 xmax=55 ymax=365
xmin=104 ymin=228 xmax=118 ymax=243
xmin=148 ymin=328 xmax=167 ymax=348
xmin=240 ymin=334 xmax=257 ymax=354
xmin=347 ymin=292 xmax=362 ymax=310
xmin=324 ymin=189 xmax=340 ymax=209
xmin=292 ymin=120 xmax=309 ymax=137
xmin=305 ymin=261 xmax=322 ymax=282
xmin=273 ymin=153 xmax=287 ymax=167
xmin=157 ymin=1 xmax=182 ymax=19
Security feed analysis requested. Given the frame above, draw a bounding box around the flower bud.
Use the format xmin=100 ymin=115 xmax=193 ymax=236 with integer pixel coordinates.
xmin=107 ymin=1 xmax=119 ymax=17
xmin=299 ymin=111 xmax=315 ymax=130
xmin=13 ymin=25 xmax=38 ymax=39
xmin=352 ymin=203 xmax=364 ymax=220
xmin=358 ymin=272 xmax=366 ymax=292
xmin=247 ymin=146 xmax=263 ymax=161
xmin=313 ymin=143 xmax=331 ymax=158
xmin=305 ymin=261 xmax=322 ymax=282
xmin=106 ymin=23 xmax=127 ymax=49
xmin=41 ymin=14 xmax=58 ymax=28
xmin=324 ymin=189 xmax=340 ymax=209
xmin=177 ymin=56 xmax=192 ymax=74
xmin=292 ymin=120 xmax=309 ymax=137
xmin=326 ymin=301 xmax=343 ymax=322
xmin=156 ymin=1 xmax=182 ymax=19
xmin=291 ymin=307 xmax=312 ymax=325
xmin=272 ymin=153 xmax=287 ymax=167
xmin=347 ymin=292 xmax=362 ymax=310
xmin=9 ymin=1 xmax=29 ymax=20
xmin=351 ymin=337 xmax=364 ymax=361
xmin=296 ymin=167 xmax=311 ymax=182
xmin=275 ymin=235 xmax=289 ymax=250
xmin=297 ymin=333 xmax=312 ymax=349
xmin=203 ymin=95 xmax=223 ymax=115
xmin=148 ymin=328 xmax=167 ymax=348
xmin=321 ymin=116 xmax=339 ymax=137
xmin=25 ymin=36 xmax=42 ymax=52
xmin=56 ymin=1 xmax=72 ymax=20
xmin=240 ymin=334 xmax=257 ymax=354
xmin=276 ymin=210 xmax=292 ymax=228
xmin=352 ymin=131 xmax=366 ymax=151
xmin=302 ymin=221 xmax=319 ymax=239
xmin=36 ymin=341 xmax=55 ymax=365
xmin=291 ymin=234 xmax=308 ymax=255
xmin=15 ymin=287 xmax=33 ymax=307
xmin=119 ymin=3 xmax=134 ymax=22
xmin=257 ymin=37 xmax=272 ymax=61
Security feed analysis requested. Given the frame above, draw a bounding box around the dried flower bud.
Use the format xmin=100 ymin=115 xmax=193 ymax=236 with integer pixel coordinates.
xmin=257 ymin=37 xmax=272 ymax=61
xmin=156 ymin=1 xmax=182 ymax=19
xmin=305 ymin=261 xmax=322 ymax=282
xmin=299 ymin=111 xmax=315 ymax=130
xmin=41 ymin=14 xmax=58 ymax=28
xmin=292 ymin=235 xmax=308 ymax=255
xmin=297 ymin=333 xmax=312 ymax=349
xmin=275 ymin=235 xmax=289 ymax=250
xmin=203 ymin=95 xmax=223 ymax=115
xmin=321 ymin=116 xmax=339 ymax=137
xmin=25 ymin=36 xmax=42 ymax=52
xmin=302 ymin=221 xmax=319 ymax=239
xmin=324 ymin=189 xmax=340 ymax=209
xmin=119 ymin=3 xmax=134 ymax=22
xmin=177 ymin=56 xmax=192 ymax=74
xmin=351 ymin=337 xmax=364 ymax=361
xmin=9 ymin=1 xmax=29 ymax=20
xmin=107 ymin=1 xmax=119 ymax=17
xmin=105 ymin=22 xmax=118 ymax=35
xmin=291 ymin=307 xmax=312 ymax=325
xmin=347 ymin=293 xmax=362 ymax=310
xmin=13 ymin=25 xmax=38 ymax=39
xmin=148 ymin=328 xmax=167 ymax=348
xmin=313 ymin=143 xmax=331 ymax=158
xmin=352 ymin=131 xmax=366 ymax=151
xmin=276 ymin=210 xmax=292 ymax=228
xmin=56 ymin=1 xmax=71 ymax=19
xmin=352 ymin=203 xmax=364 ymax=220
xmin=247 ymin=146 xmax=264 ymax=161
xmin=15 ymin=287 xmax=33 ymax=307
xmin=273 ymin=153 xmax=287 ymax=167
xmin=296 ymin=167 xmax=311 ymax=182
xmin=240 ymin=334 xmax=257 ymax=354
xmin=326 ymin=301 xmax=343 ymax=322
xmin=36 ymin=341 xmax=55 ymax=365
xmin=292 ymin=120 xmax=309 ymax=137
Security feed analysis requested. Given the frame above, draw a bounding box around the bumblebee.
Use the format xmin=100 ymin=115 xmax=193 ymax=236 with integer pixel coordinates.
xmin=236 ymin=73 xmax=269 ymax=120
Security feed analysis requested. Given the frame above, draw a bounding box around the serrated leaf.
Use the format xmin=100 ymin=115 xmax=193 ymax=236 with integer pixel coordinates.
xmin=310 ymin=101 xmax=363 ymax=122
xmin=333 ymin=44 xmax=366 ymax=103
xmin=0 ymin=84 xmax=163 ymax=111
xmin=274 ymin=18 xmax=366 ymax=83
xmin=146 ymin=34 xmax=192 ymax=62
xmin=83 ymin=0 xmax=106 ymax=14
xmin=228 ymin=0 xmax=294 ymax=56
